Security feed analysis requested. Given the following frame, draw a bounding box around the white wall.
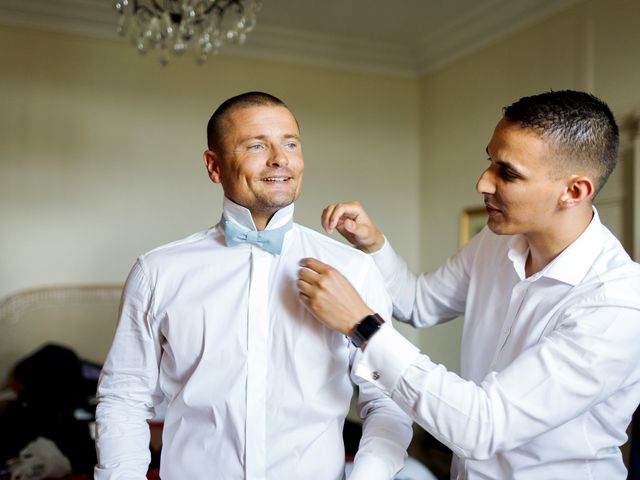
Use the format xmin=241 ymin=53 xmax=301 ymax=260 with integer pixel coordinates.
xmin=0 ymin=25 xmax=421 ymax=347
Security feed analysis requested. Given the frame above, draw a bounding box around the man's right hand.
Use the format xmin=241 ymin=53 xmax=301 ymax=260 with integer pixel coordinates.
xmin=321 ymin=201 xmax=385 ymax=253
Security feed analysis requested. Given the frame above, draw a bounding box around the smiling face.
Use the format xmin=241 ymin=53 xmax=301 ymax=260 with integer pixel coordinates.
xmin=476 ymin=117 xmax=567 ymax=241
xmin=204 ymin=105 xmax=304 ymax=229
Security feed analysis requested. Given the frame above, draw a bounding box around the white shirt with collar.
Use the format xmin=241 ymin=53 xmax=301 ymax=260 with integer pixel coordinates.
xmin=95 ymin=198 xmax=412 ymax=480
xmin=356 ymin=208 xmax=640 ymax=479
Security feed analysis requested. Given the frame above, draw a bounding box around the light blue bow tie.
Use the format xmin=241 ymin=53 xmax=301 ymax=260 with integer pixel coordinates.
xmin=220 ymin=216 xmax=293 ymax=255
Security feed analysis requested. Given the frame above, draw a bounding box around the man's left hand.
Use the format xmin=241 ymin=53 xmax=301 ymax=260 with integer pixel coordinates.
xmin=297 ymin=258 xmax=373 ymax=336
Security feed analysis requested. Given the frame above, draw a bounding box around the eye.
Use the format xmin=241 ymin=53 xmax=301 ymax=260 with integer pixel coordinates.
xmin=284 ymin=141 xmax=299 ymax=150
xmin=487 ymin=157 xmax=520 ymax=181
xmin=248 ymin=143 xmax=265 ymax=151
xmin=499 ymin=165 xmax=519 ymax=180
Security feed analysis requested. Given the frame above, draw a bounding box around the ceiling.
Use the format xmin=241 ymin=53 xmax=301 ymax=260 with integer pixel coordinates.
xmin=0 ymin=0 xmax=583 ymax=76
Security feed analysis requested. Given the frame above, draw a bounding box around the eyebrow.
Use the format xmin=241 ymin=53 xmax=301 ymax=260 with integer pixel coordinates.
xmin=485 ymin=147 xmax=523 ymax=176
xmin=240 ymin=133 xmax=301 ymax=143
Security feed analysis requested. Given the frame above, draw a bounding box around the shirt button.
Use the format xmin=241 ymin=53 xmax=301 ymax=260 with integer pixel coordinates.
xmin=372 ymin=371 xmax=381 ymax=381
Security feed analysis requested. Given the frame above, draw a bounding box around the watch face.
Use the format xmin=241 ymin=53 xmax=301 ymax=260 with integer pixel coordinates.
xmin=350 ymin=314 xmax=384 ymax=347
xmin=357 ymin=316 xmax=380 ymax=338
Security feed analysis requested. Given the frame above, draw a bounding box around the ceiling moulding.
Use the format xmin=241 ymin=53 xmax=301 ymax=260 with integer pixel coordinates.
xmin=0 ymin=2 xmax=418 ymax=78
xmin=0 ymin=0 xmax=115 ymax=39
xmin=0 ymin=0 xmax=583 ymax=78
xmin=416 ymin=0 xmax=584 ymax=75
xmin=226 ymin=25 xmax=419 ymax=78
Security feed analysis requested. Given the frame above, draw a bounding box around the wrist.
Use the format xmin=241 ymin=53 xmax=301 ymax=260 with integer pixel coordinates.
xmin=349 ymin=313 xmax=385 ymax=349
xmin=359 ymin=232 xmax=385 ymax=254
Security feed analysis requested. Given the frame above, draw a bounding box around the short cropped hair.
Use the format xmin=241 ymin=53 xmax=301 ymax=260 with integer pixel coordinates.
xmin=503 ymin=90 xmax=619 ymax=195
xmin=206 ymin=91 xmax=290 ymax=153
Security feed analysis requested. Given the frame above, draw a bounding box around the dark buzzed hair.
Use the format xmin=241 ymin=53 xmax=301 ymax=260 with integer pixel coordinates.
xmin=206 ymin=91 xmax=290 ymax=153
xmin=504 ymin=90 xmax=619 ymax=195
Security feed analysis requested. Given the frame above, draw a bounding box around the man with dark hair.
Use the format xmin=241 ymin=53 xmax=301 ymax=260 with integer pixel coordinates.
xmin=94 ymin=92 xmax=412 ymax=479
xmin=502 ymin=90 xmax=619 ymax=194
xmin=297 ymin=90 xmax=640 ymax=478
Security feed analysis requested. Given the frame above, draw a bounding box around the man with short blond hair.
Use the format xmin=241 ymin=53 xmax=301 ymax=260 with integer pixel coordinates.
xmin=94 ymin=91 xmax=412 ymax=480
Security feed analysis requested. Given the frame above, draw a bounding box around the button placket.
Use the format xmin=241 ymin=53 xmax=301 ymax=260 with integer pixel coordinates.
xmin=490 ymin=281 xmax=529 ymax=367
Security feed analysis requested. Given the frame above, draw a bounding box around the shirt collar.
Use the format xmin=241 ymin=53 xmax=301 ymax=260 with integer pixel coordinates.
xmin=507 ymin=206 xmax=604 ymax=285
xmin=222 ymin=196 xmax=295 ymax=231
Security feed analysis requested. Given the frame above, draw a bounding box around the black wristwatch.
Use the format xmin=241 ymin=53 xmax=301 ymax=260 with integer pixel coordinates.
xmin=349 ymin=313 xmax=385 ymax=348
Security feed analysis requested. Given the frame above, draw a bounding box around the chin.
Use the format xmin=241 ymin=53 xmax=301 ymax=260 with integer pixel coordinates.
xmin=260 ymin=193 xmax=297 ymax=210
xmin=486 ymin=219 xmax=510 ymax=236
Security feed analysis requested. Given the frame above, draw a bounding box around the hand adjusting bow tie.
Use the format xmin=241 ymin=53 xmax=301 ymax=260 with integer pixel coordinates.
xmin=221 ymin=217 xmax=293 ymax=255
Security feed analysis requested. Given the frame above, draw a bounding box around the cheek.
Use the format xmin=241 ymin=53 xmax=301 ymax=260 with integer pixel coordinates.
xmin=497 ymin=186 xmax=527 ymax=212
xmin=292 ymin=155 xmax=304 ymax=172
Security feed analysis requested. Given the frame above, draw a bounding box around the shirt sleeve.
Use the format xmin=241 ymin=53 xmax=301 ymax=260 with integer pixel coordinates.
xmin=355 ymin=299 xmax=640 ymax=460
xmin=347 ymin=257 xmax=414 ymax=480
xmin=94 ymin=259 xmax=164 ymax=479
xmin=371 ymin=236 xmax=473 ymax=327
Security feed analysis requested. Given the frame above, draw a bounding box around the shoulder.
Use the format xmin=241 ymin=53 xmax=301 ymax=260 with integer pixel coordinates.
xmin=138 ymin=227 xmax=220 ymax=270
xmin=293 ymin=224 xmax=392 ymax=314
xmin=567 ymin=226 xmax=640 ymax=310
xmin=291 ymin=223 xmax=380 ymax=286
xmin=293 ymin=223 xmax=372 ymax=264
xmin=593 ymin=232 xmax=640 ymax=304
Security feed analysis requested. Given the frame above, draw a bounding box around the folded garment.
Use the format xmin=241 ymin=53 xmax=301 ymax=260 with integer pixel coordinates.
xmin=8 ymin=437 xmax=71 ymax=480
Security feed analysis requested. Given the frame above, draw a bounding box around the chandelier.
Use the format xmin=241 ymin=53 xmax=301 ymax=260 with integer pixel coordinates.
xmin=114 ymin=0 xmax=262 ymax=65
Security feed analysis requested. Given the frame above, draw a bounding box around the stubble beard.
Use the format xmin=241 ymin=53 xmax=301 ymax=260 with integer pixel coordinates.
xmin=255 ymin=190 xmax=297 ymax=213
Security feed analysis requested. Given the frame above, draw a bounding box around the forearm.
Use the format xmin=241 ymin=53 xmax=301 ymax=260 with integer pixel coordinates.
xmin=371 ymin=239 xmax=469 ymax=327
xmin=356 ymin=308 xmax=640 ymax=460
xmin=368 ymin=238 xmax=418 ymax=322
xmin=355 ymin=326 xmax=518 ymax=459
xmin=349 ymin=378 xmax=413 ymax=479
xmin=94 ymin=395 xmax=155 ymax=479
xmin=94 ymin=346 xmax=162 ymax=477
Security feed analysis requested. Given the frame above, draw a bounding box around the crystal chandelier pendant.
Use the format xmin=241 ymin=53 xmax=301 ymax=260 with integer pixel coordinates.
xmin=113 ymin=0 xmax=261 ymax=65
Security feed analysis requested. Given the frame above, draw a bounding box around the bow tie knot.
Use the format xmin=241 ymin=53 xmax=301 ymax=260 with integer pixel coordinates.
xmin=221 ymin=217 xmax=292 ymax=255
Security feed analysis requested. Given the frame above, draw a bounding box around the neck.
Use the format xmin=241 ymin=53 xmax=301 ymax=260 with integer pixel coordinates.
xmin=252 ymin=213 xmax=272 ymax=231
xmin=524 ymin=206 xmax=593 ymax=277
xmin=223 ymin=197 xmax=295 ymax=232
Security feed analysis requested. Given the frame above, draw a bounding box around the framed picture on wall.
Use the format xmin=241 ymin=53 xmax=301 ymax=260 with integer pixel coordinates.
xmin=459 ymin=206 xmax=487 ymax=247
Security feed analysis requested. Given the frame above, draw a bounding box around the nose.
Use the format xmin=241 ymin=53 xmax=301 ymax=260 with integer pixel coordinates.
xmin=267 ymin=145 xmax=289 ymax=167
xmin=476 ymin=167 xmax=496 ymax=195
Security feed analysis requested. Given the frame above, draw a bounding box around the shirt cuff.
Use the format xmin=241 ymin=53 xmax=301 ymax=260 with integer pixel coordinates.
xmin=368 ymin=236 xmax=399 ymax=276
xmin=354 ymin=323 xmax=420 ymax=395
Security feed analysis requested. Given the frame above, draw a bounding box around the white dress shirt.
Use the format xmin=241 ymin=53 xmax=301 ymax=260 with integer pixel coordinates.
xmin=355 ymin=208 xmax=640 ymax=479
xmin=95 ymin=198 xmax=412 ymax=480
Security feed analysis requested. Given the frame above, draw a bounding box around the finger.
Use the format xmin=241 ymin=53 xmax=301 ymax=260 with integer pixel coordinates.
xmin=321 ymin=204 xmax=337 ymax=233
xmin=297 ymin=290 xmax=310 ymax=304
xmin=324 ymin=202 xmax=356 ymax=233
xmin=296 ymin=278 xmax=314 ymax=296
xmin=298 ymin=257 xmax=332 ymax=274
xmin=297 ymin=266 xmax=319 ymax=285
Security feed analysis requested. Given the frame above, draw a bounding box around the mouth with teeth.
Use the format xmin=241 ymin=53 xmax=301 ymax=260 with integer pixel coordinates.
xmin=262 ymin=176 xmax=292 ymax=183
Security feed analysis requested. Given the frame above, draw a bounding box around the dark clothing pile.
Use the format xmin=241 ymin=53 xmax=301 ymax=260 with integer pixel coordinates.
xmin=0 ymin=344 xmax=99 ymax=475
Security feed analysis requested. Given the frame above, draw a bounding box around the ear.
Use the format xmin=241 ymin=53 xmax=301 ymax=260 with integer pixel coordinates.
xmin=203 ymin=149 xmax=223 ymax=184
xmin=559 ymin=175 xmax=595 ymax=209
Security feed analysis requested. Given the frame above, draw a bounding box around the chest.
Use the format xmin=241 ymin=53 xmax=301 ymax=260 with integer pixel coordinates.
xmin=151 ymin=246 xmax=350 ymax=380
xmin=461 ymin=266 xmax=573 ymax=380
